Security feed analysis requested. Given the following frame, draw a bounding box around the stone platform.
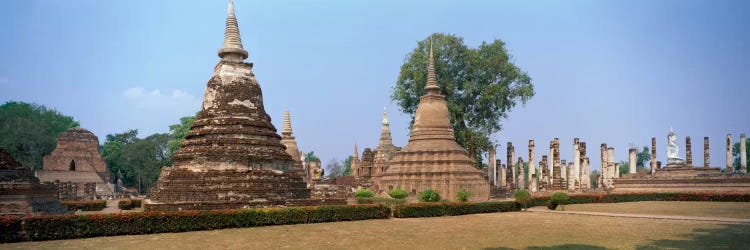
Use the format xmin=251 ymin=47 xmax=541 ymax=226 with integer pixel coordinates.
xmin=615 ymin=166 xmax=750 ymax=193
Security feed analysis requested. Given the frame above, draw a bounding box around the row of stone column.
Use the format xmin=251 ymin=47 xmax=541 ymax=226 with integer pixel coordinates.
xmin=489 ymin=138 xmax=591 ymax=192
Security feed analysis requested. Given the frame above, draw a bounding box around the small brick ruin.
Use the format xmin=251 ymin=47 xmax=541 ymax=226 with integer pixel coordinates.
xmin=0 ymin=148 xmax=67 ymax=216
xmin=146 ymin=2 xmax=343 ymax=211
xmin=37 ymin=127 xmax=113 ymax=200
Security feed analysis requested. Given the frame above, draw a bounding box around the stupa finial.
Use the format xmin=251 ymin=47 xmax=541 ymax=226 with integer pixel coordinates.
xmin=425 ymin=37 xmax=440 ymax=94
xmin=218 ymin=0 xmax=249 ymax=62
xmin=283 ymin=110 xmax=292 ymax=135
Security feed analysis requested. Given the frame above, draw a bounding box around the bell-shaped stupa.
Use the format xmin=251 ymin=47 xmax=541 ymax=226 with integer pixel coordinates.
xmin=147 ymin=1 xmax=340 ymax=210
xmin=375 ymin=42 xmax=490 ymax=201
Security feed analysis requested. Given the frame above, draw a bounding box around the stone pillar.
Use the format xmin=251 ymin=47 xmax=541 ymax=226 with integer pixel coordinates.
xmin=517 ymin=157 xmax=525 ymax=190
xmin=573 ymin=138 xmax=580 ymax=190
xmin=528 ymin=140 xmax=535 ymax=185
xmin=629 ymin=148 xmax=636 ymax=174
xmin=741 ymin=133 xmax=747 ymax=173
xmin=567 ymin=162 xmax=575 ymax=191
xmin=510 ymin=144 xmax=516 ymax=188
xmin=607 ymin=147 xmax=615 ymax=178
xmin=579 ymin=142 xmax=587 ymax=188
xmin=727 ymin=134 xmax=733 ymax=171
xmin=600 ymin=143 xmax=607 ymax=178
xmin=685 ymin=136 xmax=692 ymax=166
xmin=549 ymin=140 xmax=555 ymax=185
xmin=507 ymin=142 xmax=514 ymax=187
xmin=499 ymin=163 xmax=507 ymax=188
xmin=489 ymin=147 xmax=496 ymax=186
xmin=704 ymin=136 xmax=710 ymax=168
xmin=561 ymin=159 xmax=567 ymax=181
xmin=581 ymin=157 xmax=590 ymax=190
xmin=651 ymin=137 xmax=657 ymax=174
xmin=541 ymin=155 xmax=548 ymax=189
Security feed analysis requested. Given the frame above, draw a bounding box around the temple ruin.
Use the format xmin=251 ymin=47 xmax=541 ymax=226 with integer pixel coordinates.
xmin=146 ymin=1 xmax=343 ymax=211
xmin=1 ymin=148 xmax=67 ymax=216
xmin=37 ymin=127 xmax=113 ymax=200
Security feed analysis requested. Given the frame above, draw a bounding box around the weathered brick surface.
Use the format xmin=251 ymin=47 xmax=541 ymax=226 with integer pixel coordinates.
xmin=0 ymin=149 xmax=67 ymax=216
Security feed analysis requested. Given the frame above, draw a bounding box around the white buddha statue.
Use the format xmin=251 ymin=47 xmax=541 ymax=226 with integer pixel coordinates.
xmin=667 ymin=127 xmax=685 ymax=165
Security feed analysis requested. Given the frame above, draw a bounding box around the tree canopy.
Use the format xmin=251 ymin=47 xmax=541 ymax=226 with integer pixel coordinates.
xmin=391 ymin=33 xmax=534 ymax=167
xmin=101 ymin=129 xmax=170 ymax=193
xmin=167 ymin=116 xmax=195 ymax=159
xmin=0 ymin=101 xmax=79 ymax=169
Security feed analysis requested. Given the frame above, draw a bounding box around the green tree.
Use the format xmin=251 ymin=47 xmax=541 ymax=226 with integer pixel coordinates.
xmin=120 ymin=133 xmax=171 ymax=193
xmin=343 ymin=155 xmax=353 ymax=176
xmin=167 ymin=116 xmax=195 ymax=159
xmin=304 ymin=151 xmax=320 ymax=163
xmin=0 ymin=101 xmax=79 ymax=169
xmin=636 ymin=146 xmax=651 ymax=168
xmin=101 ymin=129 xmax=138 ymax=179
xmin=513 ymin=189 xmax=532 ymax=210
xmin=391 ymin=33 xmax=534 ymax=168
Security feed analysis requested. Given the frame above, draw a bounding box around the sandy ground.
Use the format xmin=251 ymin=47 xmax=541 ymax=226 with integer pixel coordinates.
xmin=5 ymin=206 xmax=749 ymax=249
xmin=562 ymin=201 xmax=750 ymax=219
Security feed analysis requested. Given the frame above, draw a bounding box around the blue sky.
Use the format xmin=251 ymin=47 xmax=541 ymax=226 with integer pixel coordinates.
xmin=1 ymin=0 xmax=748 ymax=171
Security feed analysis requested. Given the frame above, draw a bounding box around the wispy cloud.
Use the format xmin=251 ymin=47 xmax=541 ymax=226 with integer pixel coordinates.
xmin=122 ymin=87 xmax=201 ymax=113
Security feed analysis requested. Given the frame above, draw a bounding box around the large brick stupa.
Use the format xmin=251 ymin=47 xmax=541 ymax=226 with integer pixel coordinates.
xmin=146 ymin=1 xmax=342 ymax=211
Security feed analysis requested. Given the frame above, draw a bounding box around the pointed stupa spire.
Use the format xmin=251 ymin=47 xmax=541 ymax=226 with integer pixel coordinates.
xmin=382 ymin=106 xmax=389 ymax=125
xmin=425 ymin=38 xmax=440 ymax=95
xmin=353 ymin=142 xmax=359 ymax=160
xmin=218 ymin=0 xmax=249 ymax=62
xmin=283 ymin=110 xmax=292 ymax=136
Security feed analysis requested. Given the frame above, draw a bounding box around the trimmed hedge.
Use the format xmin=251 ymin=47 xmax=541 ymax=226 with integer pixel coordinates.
xmin=356 ymin=197 xmax=407 ymax=207
xmin=530 ymin=192 xmax=750 ymax=207
xmin=60 ymin=200 xmax=107 ymax=211
xmin=117 ymin=199 xmax=143 ymax=210
xmin=2 ymin=204 xmax=390 ymax=242
xmin=0 ymin=216 xmax=23 ymax=243
xmin=394 ymin=201 xmax=519 ymax=218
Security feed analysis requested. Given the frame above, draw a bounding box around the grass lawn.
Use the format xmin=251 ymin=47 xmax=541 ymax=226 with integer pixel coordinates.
xmin=562 ymin=201 xmax=750 ymax=219
xmin=4 ymin=209 xmax=749 ymax=249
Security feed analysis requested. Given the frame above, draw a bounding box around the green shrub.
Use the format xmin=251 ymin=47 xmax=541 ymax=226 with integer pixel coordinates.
xmin=528 ymin=192 xmax=750 ymax=208
xmin=0 ymin=216 xmax=23 ymax=243
xmin=13 ymin=204 xmax=390 ymax=242
xmin=355 ymin=189 xmax=374 ymax=198
xmin=117 ymin=199 xmax=144 ymax=210
xmin=388 ymin=189 xmax=408 ymax=199
xmin=60 ymin=200 xmax=107 ymax=211
xmin=513 ymin=190 xmax=532 ymax=209
xmin=418 ymin=189 xmax=441 ymax=202
xmin=444 ymin=201 xmax=518 ymax=216
xmin=394 ymin=201 xmax=520 ymax=218
xmin=456 ymin=189 xmax=472 ymax=202
xmin=550 ymin=192 xmax=570 ymax=210
xmin=357 ymin=197 xmax=407 ymax=207
xmin=393 ymin=203 xmax=446 ymax=218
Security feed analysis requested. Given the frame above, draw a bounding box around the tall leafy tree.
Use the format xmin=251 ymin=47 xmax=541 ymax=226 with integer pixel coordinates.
xmin=343 ymin=156 xmax=353 ymax=176
xmin=101 ymin=129 xmax=139 ymax=178
xmin=167 ymin=116 xmax=195 ymax=158
xmin=391 ymin=33 xmax=534 ymax=168
xmin=121 ymin=133 xmax=171 ymax=193
xmin=636 ymin=146 xmax=651 ymax=168
xmin=304 ymin=151 xmax=320 ymax=163
xmin=0 ymin=101 xmax=79 ymax=169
